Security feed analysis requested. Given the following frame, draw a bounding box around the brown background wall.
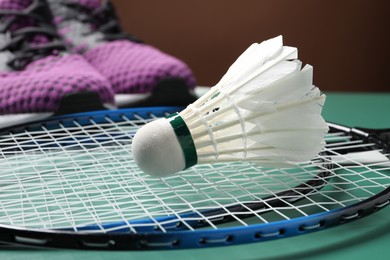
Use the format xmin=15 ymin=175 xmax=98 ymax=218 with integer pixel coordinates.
xmin=111 ymin=0 xmax=390 ymax=92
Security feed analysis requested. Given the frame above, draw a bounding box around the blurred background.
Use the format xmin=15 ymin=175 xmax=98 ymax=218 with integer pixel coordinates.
xmin=111 ymin=0 xmax=390 ymax=92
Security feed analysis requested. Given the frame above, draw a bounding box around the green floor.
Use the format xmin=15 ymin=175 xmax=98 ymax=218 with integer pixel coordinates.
xmin=1 ymin=92 xmax=389 ymax=260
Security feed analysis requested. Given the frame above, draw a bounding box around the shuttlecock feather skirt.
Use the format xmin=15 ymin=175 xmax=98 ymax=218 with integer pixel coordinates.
xmin=176 ymin=60 xmax=327 ymax=168
xmin=132 ymin=35 xmax=328 ymax=177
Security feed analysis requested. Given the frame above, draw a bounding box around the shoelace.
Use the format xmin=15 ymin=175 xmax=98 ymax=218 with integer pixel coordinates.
xmin=61 ymin=0 xmax=141 ymax=42
xmin=0 ymin=0 xmax=67 ymax=70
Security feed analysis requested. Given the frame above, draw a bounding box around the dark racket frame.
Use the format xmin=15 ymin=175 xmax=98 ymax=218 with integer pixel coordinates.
xmin=0 ymin=107 xmax=388 ymax=250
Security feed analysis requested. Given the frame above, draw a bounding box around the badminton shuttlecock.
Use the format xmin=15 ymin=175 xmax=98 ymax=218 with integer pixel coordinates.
xmin=132 ymin=35 xmax=329 ymax=177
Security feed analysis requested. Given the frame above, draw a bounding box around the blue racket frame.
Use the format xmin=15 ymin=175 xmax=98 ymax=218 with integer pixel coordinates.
xmin=0 ymin=107 xmax=388 ymax=250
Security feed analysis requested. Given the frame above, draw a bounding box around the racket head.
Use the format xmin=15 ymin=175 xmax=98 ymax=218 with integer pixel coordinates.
xmin=0 ymin=107 xmax=388 ymax=250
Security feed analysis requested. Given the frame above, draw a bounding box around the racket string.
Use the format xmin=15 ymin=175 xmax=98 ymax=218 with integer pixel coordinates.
xmin=0 ymin=114 xmax=388 ymax=233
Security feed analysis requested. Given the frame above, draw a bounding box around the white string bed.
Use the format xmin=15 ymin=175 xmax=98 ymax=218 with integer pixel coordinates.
xmin=0 ymin=113 xmax=388 ymax=233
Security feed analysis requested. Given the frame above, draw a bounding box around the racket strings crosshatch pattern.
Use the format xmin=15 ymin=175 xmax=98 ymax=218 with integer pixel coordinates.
xmin=0 ymin=107 xmax=388 ymax=250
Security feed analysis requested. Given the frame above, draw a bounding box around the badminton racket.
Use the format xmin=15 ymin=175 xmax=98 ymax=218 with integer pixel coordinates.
xmin=0 ymin=107 xmax=388 ymax=250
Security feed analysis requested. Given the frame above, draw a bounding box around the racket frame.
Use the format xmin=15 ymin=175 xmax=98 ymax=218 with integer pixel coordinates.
xmin=0 ymin=108 xmax=388 ymax=250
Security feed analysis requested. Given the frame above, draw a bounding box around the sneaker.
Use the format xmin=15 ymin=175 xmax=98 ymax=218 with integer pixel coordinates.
xmin=0 ymin=0 xmax=115 ymax=127
xmin=48 ymin=0 xmax=197 ymax=107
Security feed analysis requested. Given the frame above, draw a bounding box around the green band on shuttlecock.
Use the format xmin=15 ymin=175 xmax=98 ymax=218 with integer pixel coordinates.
xmin=166 ymin=113 xmax=198 ymax=169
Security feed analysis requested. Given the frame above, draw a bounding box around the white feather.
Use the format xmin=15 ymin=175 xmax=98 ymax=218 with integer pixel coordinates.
xmin=328 ymin=150 xmax=390 ymax=166
xmin=133 ymin=35 xmax=329 ymax=177
xmin=180 ymin=35 xmax=328 ymax=167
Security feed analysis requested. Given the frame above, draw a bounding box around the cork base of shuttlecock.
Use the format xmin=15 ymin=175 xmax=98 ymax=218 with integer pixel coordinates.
xmin=132 ymin=118 xmax=186 ymax=177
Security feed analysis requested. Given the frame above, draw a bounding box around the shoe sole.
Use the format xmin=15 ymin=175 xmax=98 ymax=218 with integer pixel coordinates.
xmin=0 ymin=91 xmax=111 ymax=129
xmin=0 ymin=84 xmax=210 ymax=129
xmin=115 ymin=78 xmax=199 ymax=108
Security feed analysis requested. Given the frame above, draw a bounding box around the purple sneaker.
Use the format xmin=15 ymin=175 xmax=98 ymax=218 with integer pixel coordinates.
xmin=48 ymin=0 xmax=197 ymax=107
xmin=0 ymin=0 xmax=115 ymax=127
